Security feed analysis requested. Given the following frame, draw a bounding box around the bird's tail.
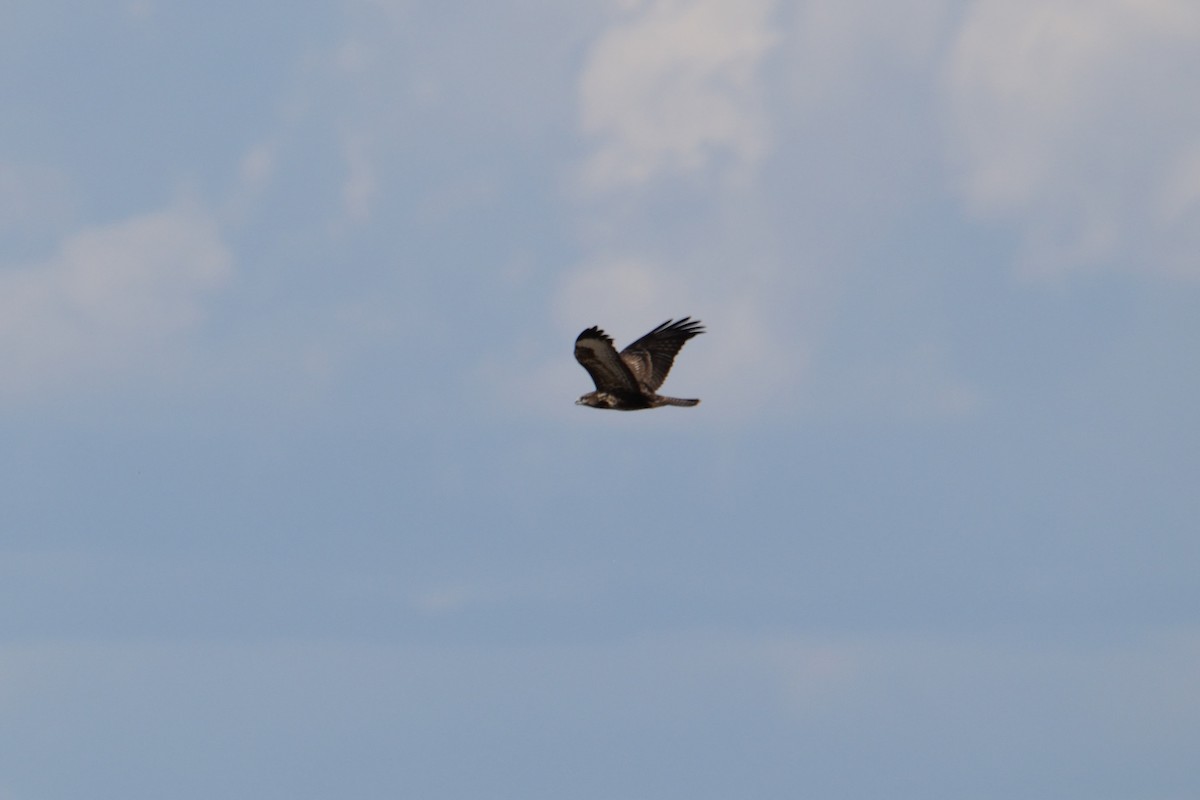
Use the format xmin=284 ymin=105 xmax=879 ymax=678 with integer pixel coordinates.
xmin=660 ymin=396 xmax=700 ymax=407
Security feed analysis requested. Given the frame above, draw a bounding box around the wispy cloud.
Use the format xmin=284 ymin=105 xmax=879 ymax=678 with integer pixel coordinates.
xmin=554 ymin=256 xmax=691 ymax=331
xmin=944 ymin=0 xmax=1200 ymax=279
xmin=340 ymin=133 xmax=378 ymax=225
xmin=577 ymin=0 xmax=781 ymax=190
xmin=785 ymin=0 xmax=952 ymax=104
xmin=0 ymin=205 xmax=232 ymax=398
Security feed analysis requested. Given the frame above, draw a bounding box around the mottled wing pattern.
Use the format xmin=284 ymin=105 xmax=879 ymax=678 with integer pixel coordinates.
xmin=619 ymin=317 xmax=705 ymax=392
xmin=574 ymin=326 xmax=640 ymax=392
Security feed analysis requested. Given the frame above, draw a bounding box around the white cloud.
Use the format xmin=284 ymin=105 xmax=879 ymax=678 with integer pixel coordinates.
xmin=412 ymin=584 xmax=476 ymax=615
xmin=1157 ymin=140 xmax=1200 ymax=226
xmin=786 ymin=0 xmax=952 ymax=104
xmin=578 ymin=0 xmax=781 ymax=190
xmin=220 ymin=142 xmax=279 ymax=225
xmin=554 ymin=256 xmax=689 ymax=331
xmin=236 ymin=144 xmax=276 ymax=195
xmin=945 ymin=0 xmax=1200 ymax=279
xmin=0 ymin=205 xmax=232 ymax=397
xmin=124 ymin=0 xmax=156 ymax=23
xmin=340 ymin=134 xmax=378 ymax=225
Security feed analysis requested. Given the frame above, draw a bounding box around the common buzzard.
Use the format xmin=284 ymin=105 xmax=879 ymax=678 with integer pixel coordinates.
xmin=574 ymin=317 xmax=705 ymax=410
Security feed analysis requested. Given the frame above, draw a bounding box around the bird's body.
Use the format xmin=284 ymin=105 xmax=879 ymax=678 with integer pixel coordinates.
xmin=574 ymin=318 xmax=704 ymax=410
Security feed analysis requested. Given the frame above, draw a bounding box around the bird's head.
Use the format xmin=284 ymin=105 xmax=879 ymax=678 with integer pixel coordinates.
xmin=576 ymin=391 xmax=614 ymax=409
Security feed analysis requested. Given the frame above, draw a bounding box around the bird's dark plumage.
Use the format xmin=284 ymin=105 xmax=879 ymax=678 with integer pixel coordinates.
xmin=574 ymin=317 xmax=705 ymax=410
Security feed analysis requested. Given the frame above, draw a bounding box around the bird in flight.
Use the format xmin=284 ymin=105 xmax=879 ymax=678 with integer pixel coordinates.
xmin=574 ymin=317 xmax=705 ymax=410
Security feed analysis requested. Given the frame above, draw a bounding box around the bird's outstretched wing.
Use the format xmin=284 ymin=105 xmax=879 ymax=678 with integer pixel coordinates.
xmin=575 ymin=326 xmax=640 ymax=392
xmin=619 ymin=317 xmax=705 ymax=392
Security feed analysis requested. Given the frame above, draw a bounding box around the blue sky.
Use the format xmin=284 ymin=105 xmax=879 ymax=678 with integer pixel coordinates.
xmin=2 ymin=1 xmax=1199 ymax=797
